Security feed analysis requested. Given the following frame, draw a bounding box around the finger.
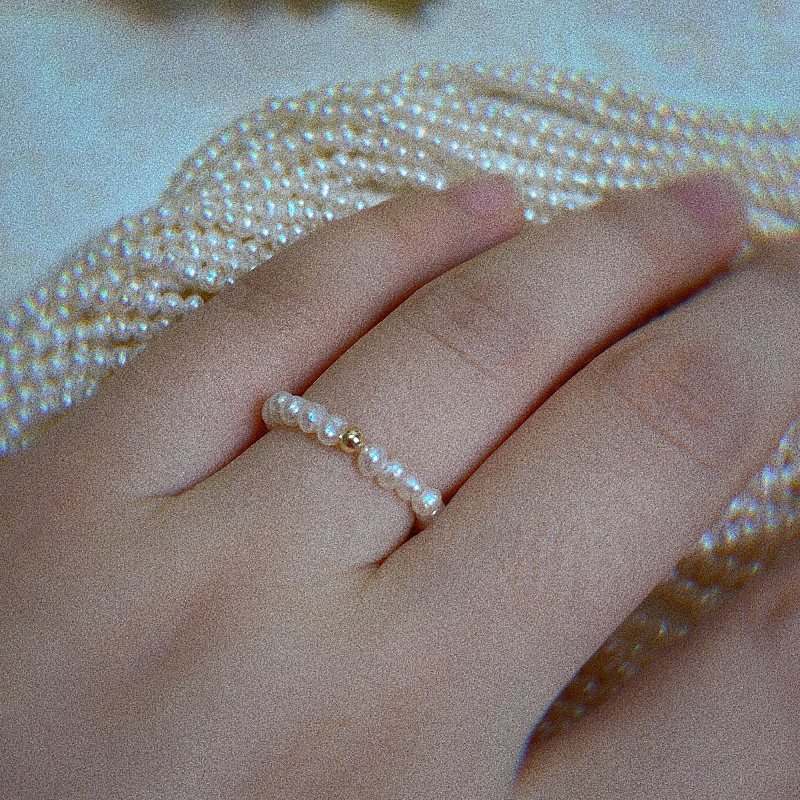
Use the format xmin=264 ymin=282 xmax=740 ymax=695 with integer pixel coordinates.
xmin=198 ymin=172 xmax=745 ymax=577
xmin=4 ymin=174 xmax=524 ymax=506
xmin=366 ymin=235 xmax=800 ymax=790
xmin=514 ymin=534 xmax=800 ymax=800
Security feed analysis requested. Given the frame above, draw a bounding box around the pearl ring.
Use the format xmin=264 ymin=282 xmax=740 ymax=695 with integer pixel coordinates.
xmin=264 ymin=391 xmax=444 ymax=525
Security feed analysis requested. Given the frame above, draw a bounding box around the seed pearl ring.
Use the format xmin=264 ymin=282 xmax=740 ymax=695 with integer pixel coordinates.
xmin=263 ymin=391 xmax=444 ymax=525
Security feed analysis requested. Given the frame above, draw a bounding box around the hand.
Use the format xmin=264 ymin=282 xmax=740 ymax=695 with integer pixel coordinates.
xmin=1 ymin=171 xmax=797 ymax=799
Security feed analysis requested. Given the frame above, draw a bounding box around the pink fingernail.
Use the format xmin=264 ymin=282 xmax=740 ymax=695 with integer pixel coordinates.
xmin=445 ymin=174 xmax=519 ymax=217
xmin=663 ymin=172 xmax=743 ymax=228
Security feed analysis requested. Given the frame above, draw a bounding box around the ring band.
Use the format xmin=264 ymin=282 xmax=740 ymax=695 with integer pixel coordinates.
xmin=263 ymin=391 xmax=444 ymax=525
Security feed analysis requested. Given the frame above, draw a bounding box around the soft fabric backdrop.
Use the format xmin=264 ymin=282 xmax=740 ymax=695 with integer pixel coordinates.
xmin=1 ymin=0 xmax=799 ymax=312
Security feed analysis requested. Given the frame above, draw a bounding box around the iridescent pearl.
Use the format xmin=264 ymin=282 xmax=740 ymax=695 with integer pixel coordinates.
xmin=264 ymin=391 xmax=292 ymax=425
xmin=395 ymin=471 xmax=423 ymax=501
xmin=376 ymin=459 xmax=406 ymax=490
xmin=317 ymin=414 xmax=347 ymax=445
xmin=412 ymin=487 xmax=443 ymax=520
xmin=280 ymin=396 xmax=304 ymax=426
xmin=159 ymin=292 xmax=186 ymax=319
xmin=137 ymin=291 xmax=161 ymax=318
xmin=357 ymin=443 xmax=388 ymax=477
xmin=298 ymin=401 xmax=327 ymax=434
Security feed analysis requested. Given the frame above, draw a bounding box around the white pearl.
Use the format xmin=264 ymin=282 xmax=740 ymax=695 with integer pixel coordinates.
xmin=298 ymin=401 xmax=327 ymax=434
xmin=137 ymin=291 xmax=161 ymax=318
xmin=395 ymin=471 xmax=423 ymax=501
xmin=159 ymin=292 xmax=186 ymax=319
xmin=317 ymin=414 xmax=347 ymax=445
xmin=280 ymin=395 xmax=304 ymax=426
xmin=376 ymin=459 xmax=406 ymax=490
xmin=264 ymin=391 xmax=292 ymax=425
xmin=110 ymin=318 xmax=131 ymax=343
xmin=357 ymin=443 xmax=388 ymax=477
xmin=412 ymin=487 xmax=443 ymax=520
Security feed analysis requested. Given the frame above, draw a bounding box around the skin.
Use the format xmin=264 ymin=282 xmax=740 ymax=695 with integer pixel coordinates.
xmin=0 ymin=172 xmax=798 ymax=798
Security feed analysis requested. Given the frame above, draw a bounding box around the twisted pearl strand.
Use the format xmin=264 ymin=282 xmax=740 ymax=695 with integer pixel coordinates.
xmin=264 ymin=391 xmax=443 ymax=523
xmin=2 ymin=62 xmax=800 ymax=743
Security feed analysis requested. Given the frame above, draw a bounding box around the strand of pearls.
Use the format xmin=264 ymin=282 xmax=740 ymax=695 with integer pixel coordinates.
xmin=264 ymin=392 xmax=443 ymax=524
xmin=2 ymin=61 xmax=799 ymax=742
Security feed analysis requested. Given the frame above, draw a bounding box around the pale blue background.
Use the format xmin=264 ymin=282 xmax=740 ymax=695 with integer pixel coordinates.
xmin=2 ymin=0 xmax=799 ymax=312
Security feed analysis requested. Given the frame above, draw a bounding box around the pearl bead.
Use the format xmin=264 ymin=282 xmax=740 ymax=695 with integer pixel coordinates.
xmin=298 ymin=401 xmax=327 ymax=434
xmin=317 ymin=414 xmax=347 ymax=445
xmin=376 ymin=459 xmax=406 ymax=490
xmin=395 ymin=471 xmax=423 ymax=501
xmin=357 ymin=443 xmax=388 ymax=477
xmin=412 ymin=487 xmax=443 ymax=520
xmin=280 ymin=395 xmax=304 ymax=426
xmin=265 ymin=391 xmax=292 ymax=425
xmin=159 ymin=292 xmax=186 ymax=319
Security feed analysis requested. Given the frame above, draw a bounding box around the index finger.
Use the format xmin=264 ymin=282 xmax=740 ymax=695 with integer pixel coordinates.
xmin=3 ymin=175 xmax=523 ymax=506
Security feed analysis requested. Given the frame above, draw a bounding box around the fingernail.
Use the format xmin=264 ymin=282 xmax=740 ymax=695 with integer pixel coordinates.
xmin=445 ymin=174 xmax=519 ymax=217
xmin=663 ymin=172 xmax=743 ymax=228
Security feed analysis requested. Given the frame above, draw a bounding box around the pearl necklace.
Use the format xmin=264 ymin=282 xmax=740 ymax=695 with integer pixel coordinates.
xmin=2 ymin=62 xmax=799 ymax=742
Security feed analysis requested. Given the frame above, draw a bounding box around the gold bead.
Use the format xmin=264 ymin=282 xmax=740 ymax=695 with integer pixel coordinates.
xmin=340 ymin=427 xmax=365 ymax=452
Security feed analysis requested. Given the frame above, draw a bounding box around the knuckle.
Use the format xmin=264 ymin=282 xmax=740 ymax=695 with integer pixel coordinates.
xmin=591 ymin=335 xmax=750 ymax=478
xmin=213 ymin=264 xmax=331 ymax=343
xmin=592 ymin=202 xmax=684 ymax=276
xmin=398 ymin=275 xmax=543 ymax=382
xmin=373 ymin=203 xmax=422 ymax=257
